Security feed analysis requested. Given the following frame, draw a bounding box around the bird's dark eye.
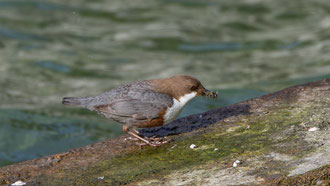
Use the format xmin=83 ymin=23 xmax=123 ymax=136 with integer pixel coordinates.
xmin=191 ymin=85 xmax=197 ymax=91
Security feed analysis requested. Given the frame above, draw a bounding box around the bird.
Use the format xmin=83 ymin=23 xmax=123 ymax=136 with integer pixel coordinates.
xmin=62 ymin=75 xmax=218 ymax=146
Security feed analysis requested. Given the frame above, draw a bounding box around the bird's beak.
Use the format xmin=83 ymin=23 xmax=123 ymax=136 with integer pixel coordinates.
xmin=198 ymin=87 xmax=218 ymax=99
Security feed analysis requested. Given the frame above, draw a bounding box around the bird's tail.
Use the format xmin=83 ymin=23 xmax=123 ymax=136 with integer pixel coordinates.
xmin=62 ymin=96 xmax=100 ymax=111
xmin=62 ymin=97 xmax=83 ymax=106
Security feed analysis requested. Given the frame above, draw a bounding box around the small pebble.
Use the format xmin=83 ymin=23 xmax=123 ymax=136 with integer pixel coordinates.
xmin=308 ymin=127 xmax=319 ymax=131
xmin=98 ymin=176 xmax=104 ymax=180
xmin=11 ymin=181 xmax=26 ymax=186
xmin=233 ymin=160 xmax=241 ymax=168
xmin=190 ymin=144 xmax=197 ymax=149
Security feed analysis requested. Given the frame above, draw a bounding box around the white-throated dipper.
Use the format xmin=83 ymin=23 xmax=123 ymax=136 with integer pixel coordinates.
xmin=62 ymin=75 xmax=218 ymax=146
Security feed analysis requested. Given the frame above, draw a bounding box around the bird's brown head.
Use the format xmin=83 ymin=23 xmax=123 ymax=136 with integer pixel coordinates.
xmin=152 ymin=75 xmax=218 ymax=100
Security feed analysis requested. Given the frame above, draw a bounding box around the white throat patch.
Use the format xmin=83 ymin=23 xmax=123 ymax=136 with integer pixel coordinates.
xmin=164 ymin=92 xmax=197 ymax=124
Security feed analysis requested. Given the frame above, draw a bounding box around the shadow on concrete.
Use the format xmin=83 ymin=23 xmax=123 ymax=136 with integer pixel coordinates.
xmin=140 ymin=103 xmax=251 ymax=137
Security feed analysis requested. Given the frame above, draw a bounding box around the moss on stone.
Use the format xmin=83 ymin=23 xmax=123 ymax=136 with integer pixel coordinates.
xmin=38 ymin=104 xmax=321 ymax=185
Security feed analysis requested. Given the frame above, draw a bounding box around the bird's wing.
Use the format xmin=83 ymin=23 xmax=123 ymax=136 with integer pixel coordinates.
xmin=94 ymin=90 xmax=173 ymax=120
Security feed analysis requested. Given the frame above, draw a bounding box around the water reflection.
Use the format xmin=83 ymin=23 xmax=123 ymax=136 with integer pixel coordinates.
xmin=0 ymin=109 xmax=122 ymax=167
xmin=179 ymin=42 xmax=244 ymax=52
xmin=0 ymin=27 xmax=46 ymax=40
xmin=36 ymin=60 xmax=71 ymax=73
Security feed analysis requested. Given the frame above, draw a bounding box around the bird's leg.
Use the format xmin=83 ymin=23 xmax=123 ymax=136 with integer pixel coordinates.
xmin=123 ymin=124 xmax=163 ymax=147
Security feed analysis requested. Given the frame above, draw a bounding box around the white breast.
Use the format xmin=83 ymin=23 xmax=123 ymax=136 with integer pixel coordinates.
xmin=164 ymin=92 xmax=197 ymax=124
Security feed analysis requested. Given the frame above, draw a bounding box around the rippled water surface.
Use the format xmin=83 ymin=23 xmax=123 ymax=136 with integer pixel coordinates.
xmin=1 ymin=0 xmax=330 ymax=166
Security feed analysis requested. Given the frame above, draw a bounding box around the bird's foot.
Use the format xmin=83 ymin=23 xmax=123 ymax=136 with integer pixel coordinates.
xmin=125 ymin=129 xmax=171 ymax=147
xmin=126 ymin=136 xmax=171 ymax=147
xmin=146 ymin=136 xmax=171 ymax=146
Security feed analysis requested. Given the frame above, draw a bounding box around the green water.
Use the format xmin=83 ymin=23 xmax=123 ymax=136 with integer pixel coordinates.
xmin=0 ymin=0 xmax=330 ymax=167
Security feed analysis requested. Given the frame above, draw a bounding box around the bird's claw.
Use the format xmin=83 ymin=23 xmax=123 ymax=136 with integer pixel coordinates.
xmin=147 ymin=136 xmax=171 ymax=146
xmin=125 ymin=136 xmax=171 ymax=147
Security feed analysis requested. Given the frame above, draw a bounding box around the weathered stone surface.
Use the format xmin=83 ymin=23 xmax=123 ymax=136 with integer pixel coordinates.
xmin=1 ymin=79 xmax=329 ymax=185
